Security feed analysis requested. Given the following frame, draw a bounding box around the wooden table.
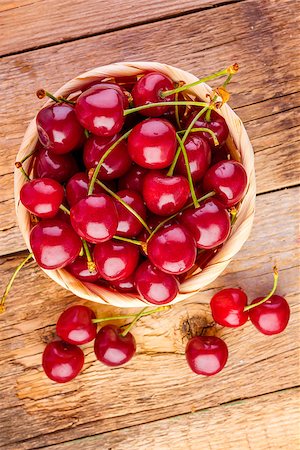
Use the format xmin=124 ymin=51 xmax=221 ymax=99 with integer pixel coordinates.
xmin=0 ymin=1 xmax=299 ymax=448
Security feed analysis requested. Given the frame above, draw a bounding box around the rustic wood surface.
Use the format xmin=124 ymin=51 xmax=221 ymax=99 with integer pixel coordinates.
xmin=0 ymin=0 xmax=299 ymax=449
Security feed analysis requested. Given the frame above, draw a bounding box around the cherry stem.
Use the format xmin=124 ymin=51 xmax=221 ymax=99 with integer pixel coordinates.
xmin=205 ymin=70 xmax=235 ymax=122
xmin=15 ymin=162 xmax=30 ymax=181
xmin=88 ymin=128 xmax=132 ymax=195
xmin=176 ymin=134 xmax=199 ymax=208
xmin=177 ymin=127 xmax=219 ymax=147
xmin=84 ymin=129 xmax=90 ymax=139
xmin=36 ymin=89 xmax=75 ymax=105
xmin=160 ymin=65 xmax=238 ymax=98
xmin=244 ymin=267 xmax=279 ymax=312
xmin=95 ymin=179 xmax=151 ymax=234
xmin=124 ymin=101 xmax=211 ymax=116
xmin=174 ymin=92 xmax=181 ymax=130
xmin=92 ymin=305 xmax=171 ymax=324
xmin=59 ymin=204 xmax=70 ymax=215
xmin=167 ymin=105 xmax=209 ymax=177
xmin=20 ymin=148 xmax=38 ymax=164
xmin=0 ymin=253 xmax=33 ymax=313
xmin=229 ymin=207 xmax=238 ymax=225
xmin=113 ymin=235 xmax=147 ymax=253
xmin=121 ymin=307 xmax=148 ymax=337
xmin=81 ymin=239 xmax=96 ymax=272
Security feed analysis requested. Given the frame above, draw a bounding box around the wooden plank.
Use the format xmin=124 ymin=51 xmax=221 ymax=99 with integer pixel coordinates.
xmin=0 ymin=187 xmax=299 ymax=447
xmin=38 ymin=388 xmax=300 ymax=450
xmin=0 ymin=0 xmax=241 ymax=56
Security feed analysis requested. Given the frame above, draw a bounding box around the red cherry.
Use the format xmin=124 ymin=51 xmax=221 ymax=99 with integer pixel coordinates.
xmin=249 ymin=295 xmax=290 ymax=335
xmin=203 ymin=160 xmax=247 ymax=207
xmin=66 ymin=256 xmax=100 ymax=282
xmin=70 ymin=194 xmax=118 ymax=244
xmin=175 ymin=134 xmax=211 ymax=182
xmin=185 ymin=336 xmax=228 ymax=376
xmin=75 ymin=85 xmax=124 ymax=136
xmin=143 ymin=171 xmax=190 ymax=216
xmin=110 ymin=274 xmax=136 ymax=293
xmin=147 ymin=224 xmax=197 ymax=275
xmin=66 ymin=172 xmax=103 ymax=207
xmin=82 ymin=82 xmax=129 ymax=108
xmin=30 ymin=219 xmax=81 ymax=269
xmin=210 ymin=288 xmax=249 ymax=327
xmin=94 ymin=240 xmax=139 ymax=281
xmin=42 ymin=340 xmax=84 ymax=383
xmin=56 ymin=305 xmax=97 ymax=345
xmin=94 ymin=325 xmax=136 ymax=366
xmin=118 ymin=165 xmax=148 ymax=192
xmin=36 ymin=103 xmax=84 ymax=154
xmin=185 ymin=110 xmax=229 ymax=147
xmin=179 ymin=199 xmax=231 ymax=249
xmin=114 ymin=189 xmax=146 ymax=237
xmin=34 ymin=147 xmax=78 ymax=183
xmin=83 ymin=134 xmax=131 ymax=180
xmin=132 ymin=71 xmax=175 ymax=117
xmin=20 ymin=178 xmax=64 ymax=218
xmin=128 ymin=118 xmax=177 ymax=169
xmin=135 ymin=260 xmax=179 ymax=304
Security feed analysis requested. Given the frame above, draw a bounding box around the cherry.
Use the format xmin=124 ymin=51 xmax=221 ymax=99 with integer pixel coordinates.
xmin=131 ymin=71 xmax=175 ymax=117
xmin=203 ymin=160 xmax=247 ymax=207
xmin=56 ymin=305 xmax=97 ymax=345
xmin=66 ymin=256 xmax=100 ymax=282
xmin=42 ymin=340 xmax=84 ymax=383
xmin=128 ymin=118 xmax=177 ymax=169
xmin=30 ymin=219 xmax=81 ymax=269
xmin=82 ymin=82 xmax=129 ymax=108
xmin=83 ymin=134 xmax=131 ymax=180
xmin=180 ymin=199 xmax=231 ymax=249
xmin=94 ymin=325 xmax=136 ymax=366
xmin=175 ymin=134 xmax=211 ymax=182
xmin=66 ymin=172 xmax=103 ymax=207
xmin=110 ymin=274 xmax=136 ymax=293
xmin=147 ymin=224 xmax=197 ymax=275
xmin=210 ymin=288 xmax=249 ymax=327
xmin=70 ymin=194 xmax=118 ymax=243
xmin=34 ymin=146 xmax=78 ymax=183
xmin=185 ymin=336 xmax=228 ymax=376
xmin=36 ymin=103 xmax=84 ymax=154
xmin=75 ymin=85 xmax=124 ymax=136
xmin=185 ymin=110 xmax=229 ymax=147
xmin=249 ymin=295 xmax=290 ymax=335
xmin=143 ymin=171 xmax=190 ymax=216
xmin=114 ymin=189 xmax=146 ymax=237
xmin=94 ymin=240 xmax=139 ymax=281
xmin=20 ymin=178 xmax=64 ymax=218
xmin=118 ymin=165 xmax=148 ymax=192
xmin=135 ymin=260 xmax=179 ymax=304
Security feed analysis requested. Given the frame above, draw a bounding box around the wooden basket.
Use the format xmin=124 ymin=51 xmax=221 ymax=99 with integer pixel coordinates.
xmin=14 ymin=61 xmax=256 ymax=308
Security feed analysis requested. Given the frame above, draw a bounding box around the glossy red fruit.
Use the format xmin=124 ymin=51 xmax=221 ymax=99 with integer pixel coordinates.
xmin=210 ymin=288 xmax=249 ymax=327
xmin=203 ymin=160 xmax=247 ymax=207
xmin=185 ymin=110 xmax=229 ymax=147
xmin=66 ymin=172 xmax=103 ymax=207
xmin=118 ymin=165 xmax=148 ymax=192
xmin=186 ymin=336 xmax=228 ymax=376
xmin=249 ymin=295 xmax=290 ymax=335
xmin=180 ymin=199 xmax=231 ymax=249
xmin=70 ymin=194 xmax=118 ymax=243
xmin=114 ymin=189 xmax=146 ymax=237
xmin=82 ymin=82 xmax=129 ymax=108
xmin=175 ymin=134 xmax=211 ymax=182
xmin=66 ymin=256 xmax=100 ymax=282
xmin=34 ymin=147 xmax=78 ymax=183
xmin=83 ymin=134 xmax=131 ymax=180
xmin=42 ymin=341 xmax=84 ymax=383
xmin=75 ymin=85 xmax=125 ymax=136
xmin=94 ymin=240 xmax=139 ymax=281
xmin=56 ymin=305 xmax=97 ymax=345
xmin=135 ymin=260 xmax=179 ymax=304
xmin=30 ymin=219 xmax=81 ymax=269
xmin=110 ymin=274 xmax=136 ymax=293
xmin=143 ymin=171 xmax=190 ymax=216
xmin=94 ymin=325 xmax=136 ymax=366
xmin=20 ymin=178 xmax=64 ymax=218
xmin=128 ymin=118 xmax=177 ymax=169
xmin=36 ymin=103 xmax=84 ymax=154
xmin=147 ymin=224 xmax=197 ymax=275
xmin=132 ymin=71 xmax=175 ymax=117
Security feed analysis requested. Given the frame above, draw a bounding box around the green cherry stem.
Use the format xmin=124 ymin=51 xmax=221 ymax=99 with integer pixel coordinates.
xmin=177 ymin=127 xmax=219 ymax=147
xmin=59 ymin=204 xmax=70 ymax=215
xmin=174 ymin=92 xmax=181 ymax=130
xmin=0 ymin=253 xmax=33 ymax=313
xmin=113 ymin=235 xmax=147 ymax=253
xmin=82 ymin=239 xmax=96 ymax=272
xmin=124 ymin=101 xmax=211 ymax=116
xmin=15 ymin=162 xmax=30 ymax=181
xmin=36 ymin=89 xmax=75 ymax=105
xmin=20 ymin=148 xmax=38 ymax=164
xmin=95 ymin=179 xmax=151 ymax=234
xmin=92 ymin=305 xmax=171 ymax=324
xmin=244 ymin=267 xmax=279 ymax=312
xmin=176 ymin=134 xmax=199 ymax=208
xmin=88 ymin=128 xmax=132 ymax=195
xmin=121 ymin=307 xmax=148 ymax=337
